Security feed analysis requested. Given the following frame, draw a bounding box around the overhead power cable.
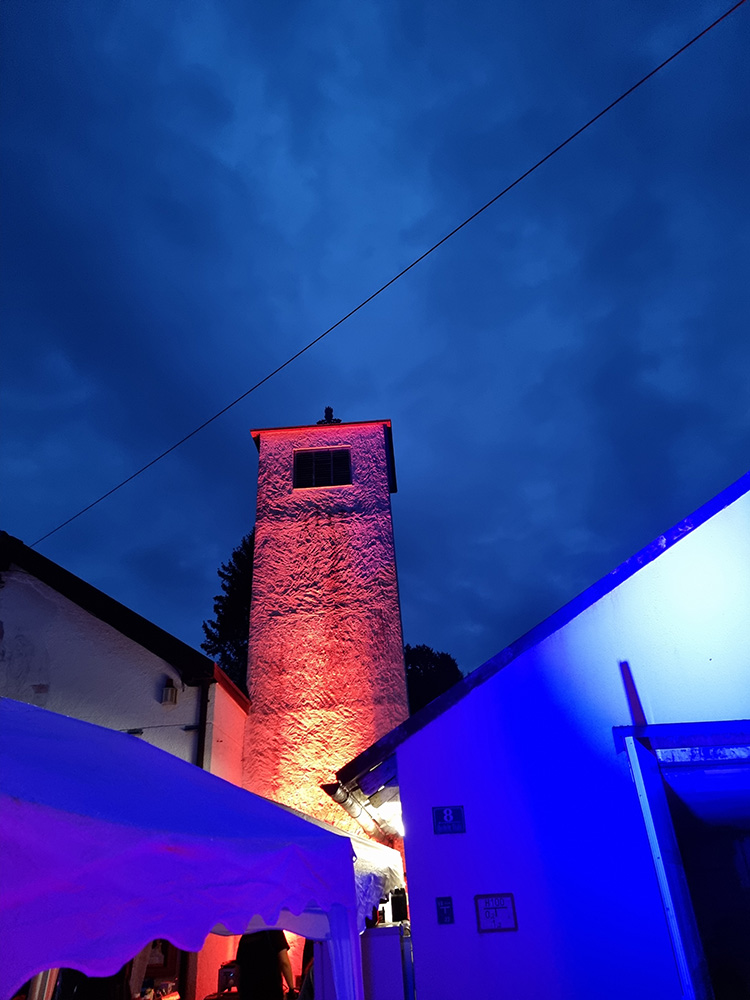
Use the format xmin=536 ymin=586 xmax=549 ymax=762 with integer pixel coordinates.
xmin=31 ymin=0 xmax=747 ymax=548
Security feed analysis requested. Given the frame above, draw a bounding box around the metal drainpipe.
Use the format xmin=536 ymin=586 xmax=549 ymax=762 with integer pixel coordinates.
xmin=180 ymin=675 xmax=213 ymax=1000
xmin=195 ymin=675 xmax=212 ymax=770
xmin=323 ymin=781 xmax=392 ymax=839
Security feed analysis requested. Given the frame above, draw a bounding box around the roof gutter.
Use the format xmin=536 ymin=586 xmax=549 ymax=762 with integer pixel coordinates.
xmin=322 ymin=781 xmax=400 ymax=841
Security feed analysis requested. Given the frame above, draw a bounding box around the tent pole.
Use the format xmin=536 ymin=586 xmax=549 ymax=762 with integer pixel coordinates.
xmin=26 ymin=969 xmax=59 ymax=1000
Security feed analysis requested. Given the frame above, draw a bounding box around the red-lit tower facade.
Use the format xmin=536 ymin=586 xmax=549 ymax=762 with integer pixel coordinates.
xmin=243 ymin=413 xmax=409 ymax=826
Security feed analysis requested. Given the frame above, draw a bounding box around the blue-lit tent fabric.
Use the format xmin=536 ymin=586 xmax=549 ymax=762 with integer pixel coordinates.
xmin=0 ymin=699 xmax=397 ymax=1000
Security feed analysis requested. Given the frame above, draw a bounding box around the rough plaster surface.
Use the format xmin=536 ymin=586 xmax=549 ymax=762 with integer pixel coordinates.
xmin=244 ymin=422 xmax=409 ymax=824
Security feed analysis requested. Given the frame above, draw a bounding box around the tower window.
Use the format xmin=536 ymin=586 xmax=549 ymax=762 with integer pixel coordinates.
xmin=293 ymin=448 xmax=351 ymax=488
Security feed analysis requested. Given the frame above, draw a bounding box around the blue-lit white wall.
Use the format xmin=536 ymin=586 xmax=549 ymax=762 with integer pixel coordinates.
xmin=397 ymin=487 xmax=750 ymax=1000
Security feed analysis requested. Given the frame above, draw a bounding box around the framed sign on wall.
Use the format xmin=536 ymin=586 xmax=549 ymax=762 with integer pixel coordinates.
xmin=436 ymin=896 xmax=455 ymax=924
xmin=474 ymin=893 xmax=517 ymax=932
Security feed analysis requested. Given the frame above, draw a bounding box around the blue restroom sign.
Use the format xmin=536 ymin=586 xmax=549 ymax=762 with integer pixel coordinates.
xmin=436 ymin=897 xmax=455 ymax=924
xmin=432 ymin=805 xmax=466 ymax=834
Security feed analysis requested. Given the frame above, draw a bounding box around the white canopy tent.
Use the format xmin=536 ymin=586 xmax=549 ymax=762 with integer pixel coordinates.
xmin=0 ymin=698 xmax=403 ymax=1000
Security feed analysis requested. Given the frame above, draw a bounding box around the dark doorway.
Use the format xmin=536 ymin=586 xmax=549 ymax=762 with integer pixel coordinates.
xmin=667 ymin=778 xmax=750 ymax=999
xmin=618 ymin=721 xmax=750 ymax=1000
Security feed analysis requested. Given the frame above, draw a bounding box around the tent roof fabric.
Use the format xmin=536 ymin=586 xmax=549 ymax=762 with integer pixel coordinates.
xmin=0 ymin=699 xmax=399 ymax=1000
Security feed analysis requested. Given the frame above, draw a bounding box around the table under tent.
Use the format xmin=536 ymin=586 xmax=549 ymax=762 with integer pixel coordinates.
xmin=0 ymin=698 xmax=403 ymax=1000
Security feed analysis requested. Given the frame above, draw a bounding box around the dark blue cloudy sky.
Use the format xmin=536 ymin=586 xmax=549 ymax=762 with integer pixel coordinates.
xmin=2 ymin=0 xmax=749 ymax=674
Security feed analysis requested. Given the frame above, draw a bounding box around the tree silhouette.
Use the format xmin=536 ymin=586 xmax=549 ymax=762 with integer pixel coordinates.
xmin=201 ymin=530 xmax=254 ymax=695
xmin=405 ymin=643 xmax=463 ymax=714
xmin=202 ymin=532 xmax=462 ymax=711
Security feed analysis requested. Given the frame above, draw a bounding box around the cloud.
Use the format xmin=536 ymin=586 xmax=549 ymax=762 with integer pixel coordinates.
xmin=2 ymin=0 xmax=749 ymax=674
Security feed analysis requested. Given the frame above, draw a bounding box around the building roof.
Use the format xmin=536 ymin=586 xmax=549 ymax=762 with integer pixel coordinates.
xmin=249 ymin=418 xmax=393 ymax=439
xmin=334 ymin=469 xmax=750 ymax=793
xmin=0 ymin=532 xmax=215 ymax=686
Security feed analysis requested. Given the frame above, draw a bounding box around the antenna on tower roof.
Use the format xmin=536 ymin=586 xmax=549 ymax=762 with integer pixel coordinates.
xmin=317 ymin=406 xmax=341 ymax=425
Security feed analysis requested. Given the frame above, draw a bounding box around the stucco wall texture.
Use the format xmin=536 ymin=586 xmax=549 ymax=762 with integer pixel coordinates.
xmin=244 ymin=421 xmax=409 ymax=823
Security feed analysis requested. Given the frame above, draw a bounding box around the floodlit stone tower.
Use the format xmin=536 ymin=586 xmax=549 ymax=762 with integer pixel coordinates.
xmin=243 ymin=409 xmax=409 ymax=824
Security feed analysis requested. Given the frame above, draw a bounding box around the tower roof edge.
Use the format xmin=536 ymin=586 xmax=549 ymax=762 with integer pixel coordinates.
xmin=249 ymin=419 xmax=397 ymax=492
xmin=250 ymin=418 xmax=391 ymax=437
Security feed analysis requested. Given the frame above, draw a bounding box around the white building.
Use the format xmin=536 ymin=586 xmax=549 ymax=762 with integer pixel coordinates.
xmin=329 ymin=472 xmax=750 ymax=1000
xmin=0 ymin=531 xmax=249 ymax=999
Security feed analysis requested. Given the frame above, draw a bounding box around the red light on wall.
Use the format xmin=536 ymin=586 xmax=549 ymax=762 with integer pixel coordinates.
xmin=243 ymin=421 xmax=408 ymax=828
